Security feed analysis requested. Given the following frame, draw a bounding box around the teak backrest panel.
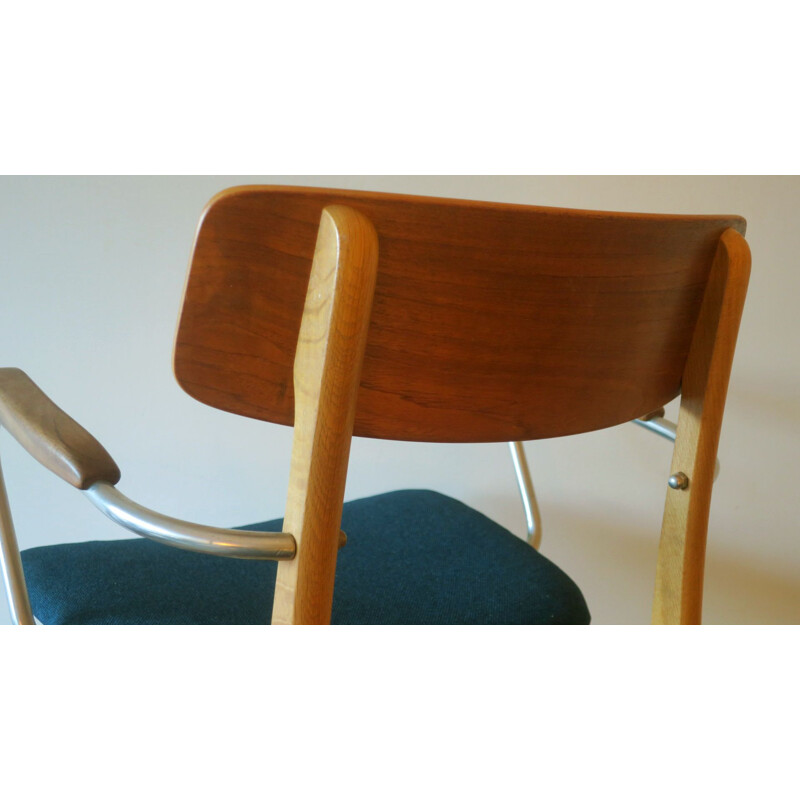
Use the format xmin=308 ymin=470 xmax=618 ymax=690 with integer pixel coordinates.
xmin=174 ymin=186 xmax=746 ymax=442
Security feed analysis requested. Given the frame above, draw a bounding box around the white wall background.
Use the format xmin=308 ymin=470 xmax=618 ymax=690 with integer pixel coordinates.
xmin=0 ymin=175 xmax=797 ymax=625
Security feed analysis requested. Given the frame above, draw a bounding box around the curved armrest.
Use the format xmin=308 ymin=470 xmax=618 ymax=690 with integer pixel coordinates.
xmin=0 ymin=368 xmax=340 ymax=564
xmin=0 ymin=368 xmax=120 ymax=489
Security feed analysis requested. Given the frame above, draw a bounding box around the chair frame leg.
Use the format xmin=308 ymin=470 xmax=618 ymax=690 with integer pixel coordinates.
xmin=508 ymin=441 xmax=542 ymax=549
xmin=0 ymin=448 xmax=35 ymax=624
xmin=271 ymin=206 xmax=379 ymax=625
xmin=652 ymin=229 xmax=751 ymax=624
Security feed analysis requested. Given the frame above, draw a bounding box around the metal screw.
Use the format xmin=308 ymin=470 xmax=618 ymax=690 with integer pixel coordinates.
xmin=668 ymin=472 xmax=689 ymax=490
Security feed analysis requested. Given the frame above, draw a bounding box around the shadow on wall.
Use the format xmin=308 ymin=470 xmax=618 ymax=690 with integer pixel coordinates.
xmin=536 ymin=505 xmax=800 ymax=625
xmin=732 ymin=377 xmax=800 ymax=427
xmin=703 ymin=551 xmax=800 ymax=625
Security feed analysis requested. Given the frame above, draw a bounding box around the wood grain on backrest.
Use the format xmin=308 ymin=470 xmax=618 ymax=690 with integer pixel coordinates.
xmin=173 ymin=186 xmax=746 ymax=443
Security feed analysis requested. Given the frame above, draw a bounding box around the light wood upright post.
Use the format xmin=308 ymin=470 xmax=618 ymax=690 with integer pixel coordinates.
xmin=653 ymin=228 xmax=751 ymax=624
xmin=271 ymin=206 xmax=378 ymax=625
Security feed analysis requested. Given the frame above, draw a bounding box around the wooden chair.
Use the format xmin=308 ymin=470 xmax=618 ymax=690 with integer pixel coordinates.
xmin=0 ymin=186 xmax=750 ymax=624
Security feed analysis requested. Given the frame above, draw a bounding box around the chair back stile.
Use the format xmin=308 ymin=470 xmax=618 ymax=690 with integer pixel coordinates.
xmin=272 ymin=206 xmax=379 ymax=625
xmin=654 ymin=228 xmax=751 ymax=624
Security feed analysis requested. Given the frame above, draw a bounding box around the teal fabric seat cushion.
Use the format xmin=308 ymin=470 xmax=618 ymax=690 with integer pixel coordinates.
xmin=20 ymin=490 xmax=590 ymax=625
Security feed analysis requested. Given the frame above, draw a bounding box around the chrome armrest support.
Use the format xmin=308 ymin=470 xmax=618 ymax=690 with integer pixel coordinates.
xmin=0 ymin=366 xmax=300 ymax=622
xmin=1 ymin=466 xmax=297 ymax=625
xmin=633 ymin=410 xmax=720 ymax=480
xmin=84 ymin=482 xmax=296 ymax=560
xmin=632 ymin=408 xmax=677 ymax=442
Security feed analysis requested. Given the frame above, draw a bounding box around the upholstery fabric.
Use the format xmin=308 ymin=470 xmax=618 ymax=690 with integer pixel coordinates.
xmin=21 ymin=490 xmax=590 ymax=625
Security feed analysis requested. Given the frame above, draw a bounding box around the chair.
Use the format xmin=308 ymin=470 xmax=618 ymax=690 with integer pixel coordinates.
xmin=0 ymin=186 xmax=750 ymax=624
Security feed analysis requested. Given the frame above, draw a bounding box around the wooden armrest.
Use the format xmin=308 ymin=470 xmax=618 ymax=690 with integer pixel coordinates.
xmin=0 ymin=368 xmax=344 ymax=558
xmin=0 ymin=368 xmax=121 ymax=490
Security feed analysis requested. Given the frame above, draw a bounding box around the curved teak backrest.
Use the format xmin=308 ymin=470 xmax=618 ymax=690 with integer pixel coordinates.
xmin=174 ymin=186 xmax=746 ymax=443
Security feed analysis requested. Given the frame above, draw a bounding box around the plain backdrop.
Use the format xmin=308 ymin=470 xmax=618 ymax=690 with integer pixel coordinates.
xmin=1 ymin=175 xmax=798 ymax=625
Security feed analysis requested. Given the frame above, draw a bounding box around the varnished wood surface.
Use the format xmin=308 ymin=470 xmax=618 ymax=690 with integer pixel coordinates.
xmin=652 ymin=229 xmax=751 ymax=624
xmin=175 ymin=186 xmax=746 ymax=443
xmin=0 ymin=368 xmax=121 ymax=490
xmin=272 ymin=207 xmax=379 ymax=624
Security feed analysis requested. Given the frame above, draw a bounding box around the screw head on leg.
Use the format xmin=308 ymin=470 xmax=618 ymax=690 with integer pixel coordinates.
xmin=668 ymin=472 xmax=690 ymax=490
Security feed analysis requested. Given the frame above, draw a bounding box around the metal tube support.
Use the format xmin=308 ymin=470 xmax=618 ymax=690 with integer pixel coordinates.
xmin=633 ymin=414 xmax=678 ymax=443
xmin=0 ymin=448 xmax=35 ymax=625
xmin=508 ymin=441 xmax=542 ymax=550
xmin=84 ymin=482 xmax=296 ymax=560
xmin=633 ymin=416 xmax=721 ymax=481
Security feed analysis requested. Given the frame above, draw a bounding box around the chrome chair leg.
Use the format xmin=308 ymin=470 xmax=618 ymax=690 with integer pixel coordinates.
xmin=508 ymin=441 xmax=542 ymax=550
xmin=0 ymin=448 xmax=34 ymax=625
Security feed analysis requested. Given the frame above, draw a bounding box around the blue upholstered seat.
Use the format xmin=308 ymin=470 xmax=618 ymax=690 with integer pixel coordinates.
xmin=20 ymin=490 xmax=589 ymax=625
